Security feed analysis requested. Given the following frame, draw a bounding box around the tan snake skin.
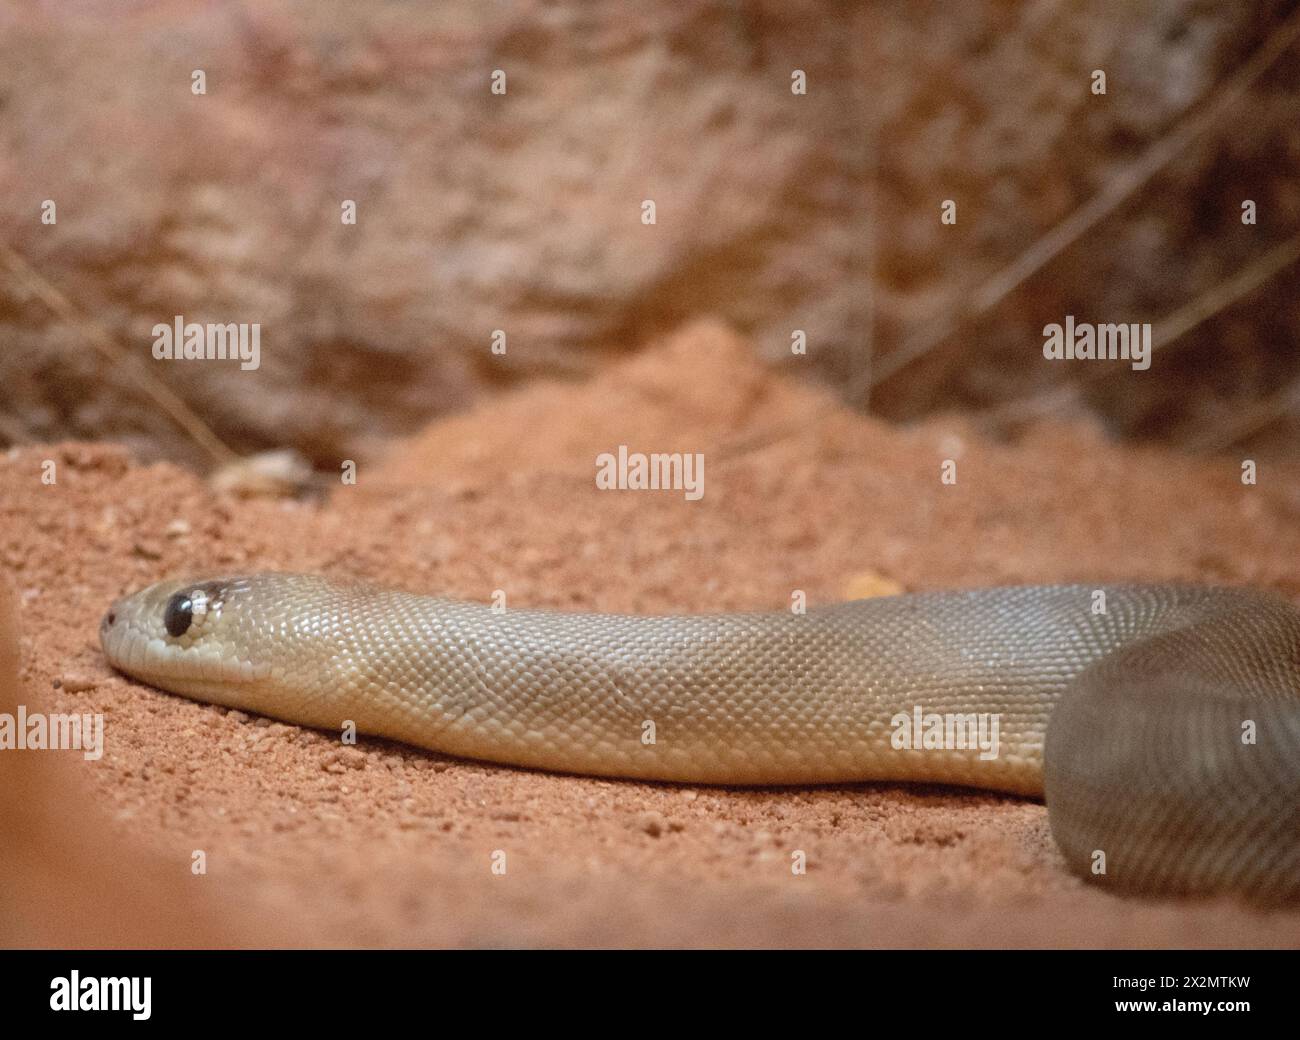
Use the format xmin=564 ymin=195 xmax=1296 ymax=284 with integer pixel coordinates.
xmin=100 ymin=575 xmax=1300 ymax=902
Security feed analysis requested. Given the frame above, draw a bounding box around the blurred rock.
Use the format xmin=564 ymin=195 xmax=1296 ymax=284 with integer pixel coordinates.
xmin=1 ymin=0 xmax=1297 ymax=467
xmin=209 ymin=448 xmax=313 ymax=498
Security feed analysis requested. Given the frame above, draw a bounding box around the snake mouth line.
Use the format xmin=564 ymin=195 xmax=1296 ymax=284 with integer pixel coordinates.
xmin=100 ymin=618 xmax=263 ymax=689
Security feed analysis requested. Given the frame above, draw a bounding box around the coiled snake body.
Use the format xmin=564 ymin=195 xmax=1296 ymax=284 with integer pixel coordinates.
xmin=101 ymin=575 xmax=1300 ymax=902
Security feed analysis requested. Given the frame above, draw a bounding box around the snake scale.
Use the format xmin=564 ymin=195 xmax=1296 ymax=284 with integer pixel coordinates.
xmin=100 ymin=575 xmax=1300 ymax=902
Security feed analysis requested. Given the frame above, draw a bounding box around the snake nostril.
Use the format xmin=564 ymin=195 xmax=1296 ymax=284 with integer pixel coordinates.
xmin=106 ymin=612 xmax=116 ymax=626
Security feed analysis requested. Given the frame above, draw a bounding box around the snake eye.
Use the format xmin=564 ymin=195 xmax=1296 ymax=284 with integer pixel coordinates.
xmin=163 ymin=592 xmax=194 ymax=637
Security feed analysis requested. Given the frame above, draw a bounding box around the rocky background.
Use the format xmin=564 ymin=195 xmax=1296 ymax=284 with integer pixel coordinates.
xmin=1 ymin=0 xmax=1298 ymax=469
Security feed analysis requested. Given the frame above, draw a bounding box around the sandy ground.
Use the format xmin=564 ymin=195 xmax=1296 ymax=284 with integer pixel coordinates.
xmin=2 ymin=321 xmax=1299 ymax=948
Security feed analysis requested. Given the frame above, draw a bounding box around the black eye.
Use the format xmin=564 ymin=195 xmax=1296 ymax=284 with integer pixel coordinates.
xmin=164 ymin=592 xmax=193 ymax=637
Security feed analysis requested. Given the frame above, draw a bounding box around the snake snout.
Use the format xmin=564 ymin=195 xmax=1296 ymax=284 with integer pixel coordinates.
xmin=100 ymin=590 xmax=136 ymax=639
xmin=100 ymin=575 xmax=280 ymax=704
xmin=99 ymin=603 xmax=117 ymax=639
xmin=99 ymin=579 xmax=197 ymax=680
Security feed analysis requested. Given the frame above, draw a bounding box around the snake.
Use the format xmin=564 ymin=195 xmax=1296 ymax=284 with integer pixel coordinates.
xmin=99 ymin=575 xmax=1300 ymax=902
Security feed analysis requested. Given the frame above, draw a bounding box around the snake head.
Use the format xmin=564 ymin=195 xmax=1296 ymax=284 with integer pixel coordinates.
xmin=100 ymin=575 xmax=269 ymax=702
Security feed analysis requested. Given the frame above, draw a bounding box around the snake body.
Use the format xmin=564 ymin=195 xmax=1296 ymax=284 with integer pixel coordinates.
xmin=100 ymin=575 xmax=1300 ymax=901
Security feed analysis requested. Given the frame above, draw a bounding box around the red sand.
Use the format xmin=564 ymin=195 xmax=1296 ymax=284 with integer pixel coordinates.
xmin=2 ymin=321 xmax=1298 ymax=947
